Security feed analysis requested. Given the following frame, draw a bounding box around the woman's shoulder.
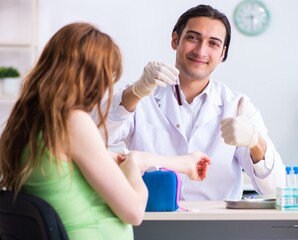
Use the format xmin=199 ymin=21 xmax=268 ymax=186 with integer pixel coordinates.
xmin=69 ymin=109 xmax=90 ymax=119
xmin=67 ymin=109 xmax=99 ymax=139
xmin=68 ymin=110 xmax=94 ymax=126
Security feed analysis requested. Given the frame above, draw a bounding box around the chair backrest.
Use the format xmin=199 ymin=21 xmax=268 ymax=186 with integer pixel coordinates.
xmin=0 ymin=190 xmax=68 ymax=240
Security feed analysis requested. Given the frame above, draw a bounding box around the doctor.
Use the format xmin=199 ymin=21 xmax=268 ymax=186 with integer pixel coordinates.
xmin=106 ymin=4 xmax=285 ymax=200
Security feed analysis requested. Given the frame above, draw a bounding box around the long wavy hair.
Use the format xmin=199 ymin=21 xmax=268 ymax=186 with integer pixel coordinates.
xmin=0 ymin=22 xmax=122 ymax=193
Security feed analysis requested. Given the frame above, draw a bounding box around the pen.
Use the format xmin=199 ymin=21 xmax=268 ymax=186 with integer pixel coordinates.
xmin=174 ymin=80 xmax=183 ymax=106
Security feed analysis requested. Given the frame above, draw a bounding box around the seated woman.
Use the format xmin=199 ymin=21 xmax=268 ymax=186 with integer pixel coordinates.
xmin=0 ymin=22 xmax=211 ymax=240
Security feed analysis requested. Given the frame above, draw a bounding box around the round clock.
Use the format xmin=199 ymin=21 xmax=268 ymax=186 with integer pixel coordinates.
xmin=233 ymin=0 xmax=271 ymax=36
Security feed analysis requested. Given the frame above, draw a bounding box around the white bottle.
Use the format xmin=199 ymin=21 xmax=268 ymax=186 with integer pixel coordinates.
xmin=285 ymin=166 xmax=294 ymax=208
xmin=285 ymin=166 xmax=293 ymax=187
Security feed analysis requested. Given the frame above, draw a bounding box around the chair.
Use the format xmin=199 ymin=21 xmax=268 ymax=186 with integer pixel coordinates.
xmin=0 ymin=190 xmax=68 ymax=240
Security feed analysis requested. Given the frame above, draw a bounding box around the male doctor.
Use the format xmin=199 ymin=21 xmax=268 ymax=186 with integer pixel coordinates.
xmin=106 ymin=4 xmax=285 ymax=200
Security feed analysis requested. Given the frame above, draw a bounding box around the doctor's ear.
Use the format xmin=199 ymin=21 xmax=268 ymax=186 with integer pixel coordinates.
xmin=171 ymin=32 xmax=179 ymax=50
xmin=220 ymin=46 xmax=227 ymax=62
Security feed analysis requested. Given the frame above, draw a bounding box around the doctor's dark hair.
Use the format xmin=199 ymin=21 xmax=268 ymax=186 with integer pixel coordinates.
xmin=172 ymin=4 xmax=231 ymax=62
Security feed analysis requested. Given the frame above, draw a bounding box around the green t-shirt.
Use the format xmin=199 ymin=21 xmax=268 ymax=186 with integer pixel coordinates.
xmin=21 ymin=141 xmax=133 ymax=240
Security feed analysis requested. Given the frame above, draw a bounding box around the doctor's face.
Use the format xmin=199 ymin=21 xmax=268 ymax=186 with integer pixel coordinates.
xmin=171 ymin=17 xmax=227 ymax=83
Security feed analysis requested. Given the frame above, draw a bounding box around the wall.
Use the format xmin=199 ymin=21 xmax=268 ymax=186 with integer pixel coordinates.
xmin=36 ymin=0 xmax=298 ymax=165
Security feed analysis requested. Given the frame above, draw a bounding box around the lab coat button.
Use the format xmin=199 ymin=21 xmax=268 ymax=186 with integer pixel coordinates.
xmin=176 ymin=124 xmax=180 ymax=128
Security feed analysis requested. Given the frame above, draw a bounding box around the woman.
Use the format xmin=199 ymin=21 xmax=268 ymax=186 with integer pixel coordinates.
xmin=0 ymin=22 xmax=211 ymax=239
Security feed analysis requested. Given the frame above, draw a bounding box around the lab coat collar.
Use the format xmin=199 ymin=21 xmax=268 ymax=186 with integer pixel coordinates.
xmin=195 ymin=96 xmax=221 ymax=127
xmin=154 ymin=81 xmax=223 ymax=138
xmin=195 ymin=80 xmax=222 ymax=127
xmin=154 ymin=85 xmax=171 ymax=102
xmin=155 ymin=86 xmax=186 ymax=139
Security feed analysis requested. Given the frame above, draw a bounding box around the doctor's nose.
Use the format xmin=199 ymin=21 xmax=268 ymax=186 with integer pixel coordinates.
xmin=193 ymin=43 xmax=208 ymax=57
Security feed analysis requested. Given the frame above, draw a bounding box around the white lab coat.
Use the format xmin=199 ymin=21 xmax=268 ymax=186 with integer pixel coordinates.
xmin=106 ymin=80 xmax=285 ymax=200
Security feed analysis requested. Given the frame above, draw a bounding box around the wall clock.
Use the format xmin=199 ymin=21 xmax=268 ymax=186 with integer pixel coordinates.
xmin=233 ymin=0 xmax=271 ymax=36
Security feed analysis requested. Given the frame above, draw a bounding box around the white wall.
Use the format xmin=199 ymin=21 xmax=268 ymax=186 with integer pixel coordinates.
xmin=37 ymin=0 xmax=298 ymax=165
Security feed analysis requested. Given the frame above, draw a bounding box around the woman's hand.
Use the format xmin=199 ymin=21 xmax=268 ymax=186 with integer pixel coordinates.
xmin=109 ymin=150 xmax=129 ymax=165
xmin=186 ymin=152 xmax=211 ymax=181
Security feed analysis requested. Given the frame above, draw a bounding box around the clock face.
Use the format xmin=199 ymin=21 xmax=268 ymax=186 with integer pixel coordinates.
xmin=234 ymin=0 xmax=271 ymax=36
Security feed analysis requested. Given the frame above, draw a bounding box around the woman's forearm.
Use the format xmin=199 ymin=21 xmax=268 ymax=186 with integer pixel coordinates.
xmin=128 ymin=151 xmax=211 ymax=181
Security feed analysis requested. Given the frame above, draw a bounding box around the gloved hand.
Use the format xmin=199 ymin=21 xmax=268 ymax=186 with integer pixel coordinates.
xmin=220 ymin=97 xmax=259 ymax=149
xmin=132 ymin=61 xmax=179 ymax=99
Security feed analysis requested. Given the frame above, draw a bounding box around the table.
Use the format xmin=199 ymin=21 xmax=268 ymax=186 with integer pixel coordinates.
xmin=133 ymin=201 xmax=298 ymax=240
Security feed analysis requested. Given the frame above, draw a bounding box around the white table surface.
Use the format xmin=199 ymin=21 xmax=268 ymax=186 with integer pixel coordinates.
xmin=143 ymin=201 xmax=298 ymax=221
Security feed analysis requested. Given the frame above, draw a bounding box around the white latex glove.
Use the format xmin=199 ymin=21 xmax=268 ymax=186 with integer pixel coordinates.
xmin=132 ymin=61 xmax=179 ymax=99
xmin=220 ymin=97 xmax=259 ymax=149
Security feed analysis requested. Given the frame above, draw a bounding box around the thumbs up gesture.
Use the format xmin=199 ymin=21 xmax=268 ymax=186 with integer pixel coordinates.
xmin=220 ymin=97 xmax=259 ymax=149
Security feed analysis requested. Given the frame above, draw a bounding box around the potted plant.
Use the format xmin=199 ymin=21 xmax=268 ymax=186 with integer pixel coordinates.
xmin=0 ymin=66 xmax=21 ymax=96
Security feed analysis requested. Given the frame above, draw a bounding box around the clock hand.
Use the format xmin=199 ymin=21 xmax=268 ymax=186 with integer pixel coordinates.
xmin=249 ymin=15 xmax=254 ymax=31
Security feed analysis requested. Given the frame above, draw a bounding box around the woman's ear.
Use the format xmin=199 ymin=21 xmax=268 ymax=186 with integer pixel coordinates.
xmin=171 ymin=32 xmax=179 ymax=50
